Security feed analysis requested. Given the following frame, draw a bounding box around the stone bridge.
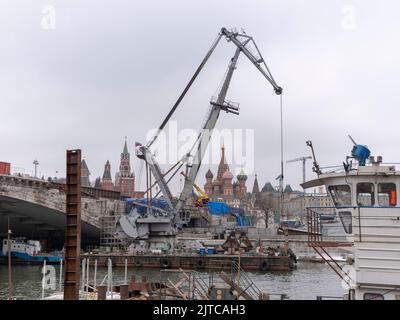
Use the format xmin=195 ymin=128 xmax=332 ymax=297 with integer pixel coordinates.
xmin=0 ymin=174 xmax=125 ymax=248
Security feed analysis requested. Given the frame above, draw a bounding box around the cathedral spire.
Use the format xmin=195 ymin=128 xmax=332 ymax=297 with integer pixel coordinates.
xmin=219 ymin=144 xmax=227 ymax=165
xmin=217 ymin=144 xmax=229 ymax=180
xmin=122 ymin=136 xmax=129 ymax=155
xmin=102 ymin=160 xmax=112 ymax=180
xmin=252 ymin=174 xmax=260 ymax=194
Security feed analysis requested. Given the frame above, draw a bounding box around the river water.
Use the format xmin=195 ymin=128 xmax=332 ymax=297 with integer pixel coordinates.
xmin=0 ymin=261 xmax=344 ymax=300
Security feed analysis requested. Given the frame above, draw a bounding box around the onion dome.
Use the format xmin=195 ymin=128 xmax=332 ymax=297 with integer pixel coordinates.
xmin=237 ymin=169 xmax=247 ymax=181
xmin=222 ymin=170 xmax=233 ymax=180
xmin=206 ymin=169 xmax=213 ymax=179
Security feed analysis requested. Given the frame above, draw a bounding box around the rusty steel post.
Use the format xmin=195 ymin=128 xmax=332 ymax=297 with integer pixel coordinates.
xmin=120 ymin=284 xmax=129 ymax=300
xmin=97 ymin=285 xmax=107 ymax=300
xmin=64 ymin=149 xmax=82 ymax=300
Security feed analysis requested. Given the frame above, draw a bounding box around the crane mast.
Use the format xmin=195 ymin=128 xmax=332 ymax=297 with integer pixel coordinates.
xmin=175 ymin=47 xmax=241 ymax=219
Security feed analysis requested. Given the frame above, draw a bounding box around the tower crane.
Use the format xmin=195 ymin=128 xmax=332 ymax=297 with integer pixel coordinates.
xmin=115 ymin=27 xmax=282 ymax=250
xmin=286 ymin=156 xmax=312 ymax=187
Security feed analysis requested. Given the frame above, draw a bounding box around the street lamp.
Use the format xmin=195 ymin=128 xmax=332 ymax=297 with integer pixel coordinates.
xmin=33 ymin=159 xmax=39 ymax=178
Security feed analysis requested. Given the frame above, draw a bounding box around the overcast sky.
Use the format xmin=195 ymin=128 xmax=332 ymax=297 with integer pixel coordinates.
xmin=1 ymin=1 xmax=400 ymax=193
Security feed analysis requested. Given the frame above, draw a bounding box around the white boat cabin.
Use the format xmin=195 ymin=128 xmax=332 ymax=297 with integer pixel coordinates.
xmin=303 ymin=157 xmax=400 ymax=300
xmin=2 ymin=238 xmax=41 ymax=256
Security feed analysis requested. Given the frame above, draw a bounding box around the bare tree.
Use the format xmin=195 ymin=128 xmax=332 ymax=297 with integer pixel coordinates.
xmin=257 ymin=193 xmax=278 ymax=228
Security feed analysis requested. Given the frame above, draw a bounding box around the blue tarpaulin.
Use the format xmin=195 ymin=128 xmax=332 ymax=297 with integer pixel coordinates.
xmin=125 ymin=198 xmax=170 ymax=215
xmin=208 ymin=201 xmax=252 ymax=226
xmin=236 ymin=214 xmax=252 ymax=227
xmin=207 ymin=201 xmax=230 ymax=215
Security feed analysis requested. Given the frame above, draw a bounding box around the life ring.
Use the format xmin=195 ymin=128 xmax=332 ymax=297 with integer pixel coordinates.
xmin=196 ymin=259 xmax=205 ymax=269
xmin=160 ymin=259 xmax=171 ymax=269
xmin=260 ymin=260 xmax=269 ymax=272
xmin=134 ymin=260 xmax=142 ymax=268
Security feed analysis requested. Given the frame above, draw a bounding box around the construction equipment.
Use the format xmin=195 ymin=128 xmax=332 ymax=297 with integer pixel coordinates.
xmin=306 ymin=140 xmax=322 ymax=175
xmin=180 ymin=171 xmax=209 ymax=207
xmin=286 ymin=156 xmax=312 ymax=186
xmin=115 ymin=27 xmax=282 ymax=250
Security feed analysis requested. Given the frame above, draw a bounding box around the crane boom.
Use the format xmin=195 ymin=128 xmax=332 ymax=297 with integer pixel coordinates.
xmin=286 ymin=156 xmax=312 ymax=186
xmin=220 ymin=28 xmax=282 ymax=95
xmin=174 ymin=47 xmax=241 ymax=219
xmin=287 ymin=156 xmax=312 ymax=163
xmin=146 ymin=33 xmax=223 ymax=149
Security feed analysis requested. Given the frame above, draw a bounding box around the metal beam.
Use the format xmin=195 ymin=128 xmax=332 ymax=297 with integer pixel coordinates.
xmin=64 ymin=149 xmax=81 ymax=300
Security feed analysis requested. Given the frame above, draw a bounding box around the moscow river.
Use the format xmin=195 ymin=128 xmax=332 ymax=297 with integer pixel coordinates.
xmin=0 ymin=261 xmax=344 ymax=300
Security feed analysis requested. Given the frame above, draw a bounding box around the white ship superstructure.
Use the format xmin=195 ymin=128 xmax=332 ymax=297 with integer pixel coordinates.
xmin=304 ymin=141 xmax=400 ymax=300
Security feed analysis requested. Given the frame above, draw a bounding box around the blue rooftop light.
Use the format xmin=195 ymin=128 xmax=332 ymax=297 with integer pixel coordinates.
xmin=351 ymin=144 xmax=371 ymax=166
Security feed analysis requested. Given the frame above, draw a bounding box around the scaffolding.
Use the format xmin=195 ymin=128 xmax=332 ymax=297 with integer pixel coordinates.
xmin=100 ymin=201 xmax=126 ymax=252
xmin=158 ymin=260 xmax=288 ymax=300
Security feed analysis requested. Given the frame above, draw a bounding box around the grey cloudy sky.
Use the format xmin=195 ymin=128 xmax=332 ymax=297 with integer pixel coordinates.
xmin=1 ymin=0 xmax=400 ymax=193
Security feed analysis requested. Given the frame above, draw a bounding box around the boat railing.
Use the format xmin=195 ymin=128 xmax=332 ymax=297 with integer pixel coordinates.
xmin=318 ymin=161 xmax=400 ymax=175
xmin=307 ymin=207 xmax=352 ymax=248
xmin=307 ymin=206 xmax=354 ymax=288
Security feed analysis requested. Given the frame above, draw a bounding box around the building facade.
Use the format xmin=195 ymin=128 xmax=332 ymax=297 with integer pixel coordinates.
xmin=255 ymin=180 xmax=334 ymax=222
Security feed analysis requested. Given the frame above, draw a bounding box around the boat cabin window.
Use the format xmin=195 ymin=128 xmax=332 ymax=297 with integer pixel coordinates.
xmin=328 ymin=185 xmax=351 ymax=206
xmin=357 ymin=183 xmax=375 ymax=206
xmin=378 ymin=183 xmax=397 ymax=207
xmin=363 ymin=293 xmax=384 ymax=300
xmin=338 ymin=211 xmax=352 ymax=234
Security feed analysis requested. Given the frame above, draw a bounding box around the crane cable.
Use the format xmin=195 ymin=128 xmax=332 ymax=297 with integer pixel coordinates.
xmin=146 ymin=33 xmax=223 ymax=149
xmin=280 ymin=93 xmax=284 ymax=198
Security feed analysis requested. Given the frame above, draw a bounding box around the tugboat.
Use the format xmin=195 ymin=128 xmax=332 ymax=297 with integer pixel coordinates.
xmin=0 ymin=237 xmax=63 ymax=265
xmin=303 ymin=137 xmax=400 ymax=300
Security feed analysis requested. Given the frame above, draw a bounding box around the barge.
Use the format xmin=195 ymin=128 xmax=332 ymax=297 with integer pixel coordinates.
xmin=84 ymin=252 xmax=296 ymax=272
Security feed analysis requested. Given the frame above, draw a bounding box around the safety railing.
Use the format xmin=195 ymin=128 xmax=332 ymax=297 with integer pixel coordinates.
xmin=307 ymin=207 xmax=353 ymax=247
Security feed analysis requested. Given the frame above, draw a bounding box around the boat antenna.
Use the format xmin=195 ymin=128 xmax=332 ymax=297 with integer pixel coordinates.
xmin=348 ymin=134 xmax=357 ymax=146
xmin=279 ymin=94 xmax=289 ymax=253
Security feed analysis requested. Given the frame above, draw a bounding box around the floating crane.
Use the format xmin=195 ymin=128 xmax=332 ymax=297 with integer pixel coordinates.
xmin=115 ymin=27 xmax=282 ymax=250
xmin=286 ymin=156 xmax=312 ymax=187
